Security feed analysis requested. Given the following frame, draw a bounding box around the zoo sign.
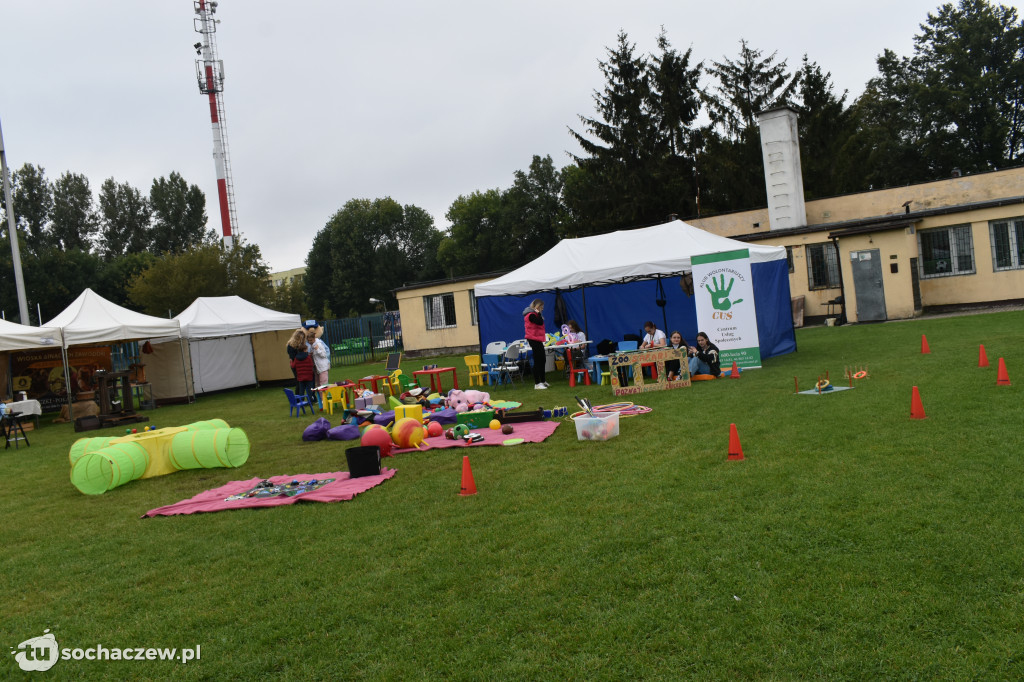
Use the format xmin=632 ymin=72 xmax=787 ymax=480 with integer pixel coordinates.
xmin=691 ymin=249 xmax=762 ymax=369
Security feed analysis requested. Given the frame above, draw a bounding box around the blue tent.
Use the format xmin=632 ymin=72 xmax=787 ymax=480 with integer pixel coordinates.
xmin=474 ymin=220 xmax=796 ymax=359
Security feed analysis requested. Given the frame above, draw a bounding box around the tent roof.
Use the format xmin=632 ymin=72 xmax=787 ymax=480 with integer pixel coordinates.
xmin=175 ymin=296 xmax=301 ymax=338
xmin=475 ymin=219 xmax=786 ymax=297
xmin=45 ymin=288 xmax=181 ymax=346
xmin=0 ymin=318 xmax=63 ymax=352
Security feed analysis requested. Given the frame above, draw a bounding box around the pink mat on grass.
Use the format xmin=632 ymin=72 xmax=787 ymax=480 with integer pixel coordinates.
xmin=392 ymin=420 xmax=559 ymax=454
xmin=142 ymin=469 xmax=396 ymax=517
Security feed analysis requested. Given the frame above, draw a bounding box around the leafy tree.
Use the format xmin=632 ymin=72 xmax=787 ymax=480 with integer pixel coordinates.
xmin=127 ymin=240 xmax=272 ymax=316
xmin=24 ymin=247 xmax=104 ymax=323
xmin=98 ymin=178 xmax=152 ymax=259
xmin=794 ymin=57 xmax=855 ymax=198
xmin=95 ymin=252 xmax=158 ymax=308
xmin=271 ymin=278 xmax=313 ymax=320
xmin=502 ymin=155 xmax=568 ymax=265
xmin=703 ymin=39 xmax=800 ymax=141
xmin=306 ymin=198 xmax=442 ymax=316
xmin=849 ymin=0 xmax=1024 ymax=188
xmin=567 ymin=31 xmax=702 ymax=234
xmin=149 ymin=172 xmax=211 ymax=254
xmin=0 ymin=163 xmax=53 ymax=252
xmin=49 ymin=171 xmax=97 ymax=251
xmin=698 ymin=40 xmax=800 ymax=212
xmin=437 ymin=189 xmax=505 ymax=276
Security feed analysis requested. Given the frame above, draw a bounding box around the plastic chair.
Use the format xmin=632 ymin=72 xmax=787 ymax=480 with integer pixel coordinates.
xmin=321 ymin=385 xmax=349 ymax=415
xmin=385 ymin=369 xmax=420 ymax=397
xmin=616 ymin=340 xmax=638 ymax=383
xmin=482 ymin=353 xmax=505 ymax=385
xmin=566 ymin=347 xmax=592 ymax=387
xmin=499 ymin=345 xmax=524 ymax=385
xmin=283 ymin=388 xmax=311 ymax=417
xmin=485 ymin=341 xmax=507 ymax=356
xmin=464 ymin=355 xmax=488 ymax=387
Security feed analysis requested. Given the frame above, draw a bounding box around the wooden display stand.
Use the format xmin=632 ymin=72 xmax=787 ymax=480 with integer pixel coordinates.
xmin=609 ymin=347 xmax=691 ymax=396
xmin=94 ymin=370 xmax=149 ymax=429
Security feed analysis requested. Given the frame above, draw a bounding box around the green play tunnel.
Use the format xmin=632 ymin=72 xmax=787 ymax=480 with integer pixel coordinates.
xmin=70 ymin=442 xmax=150 ymax=495
xmin=68 ymin=436 xmax=118 ymax=467
xmin=184 ymin=419 xmax=230 ymax=431
xmin=169 ymin=428 xmax=250 ymax=470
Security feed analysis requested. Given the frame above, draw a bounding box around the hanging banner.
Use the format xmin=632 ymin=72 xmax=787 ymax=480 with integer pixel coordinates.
xmin=691 ymin=249 xmax=761 ymax=368
xmin=10 ymin=346 xmax=113 ymax=412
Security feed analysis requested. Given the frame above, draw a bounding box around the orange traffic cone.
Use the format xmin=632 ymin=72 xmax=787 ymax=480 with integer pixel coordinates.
xmin=729 ymin=361 xmax=740 ymax=379
xmin=727 ymin=423 xmax=744 ymax=461
xmin=910 ymin=386 xmax=926 ymax=419
xmin=921 ymin=334 xmax=931 ymax=354
xmin=978 ymin=344 xmax=989 ymax=368
xmin=458 ymin=455 xmax=477 ymax=496
xmin=997 ymin=357 xmax=1011 ymax=386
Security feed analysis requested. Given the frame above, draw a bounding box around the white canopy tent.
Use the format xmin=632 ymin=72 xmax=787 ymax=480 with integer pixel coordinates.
xmin=0 ymin=319 xmax=64 ymax=403
xmin=474 ymin=220 xmax=796 ymax=360
xmin=475 ymin=220 xmax=786 ymax=296
xmin=148 ymin=296 xmax=301 ymax=397
xmin=0 ymin=319 xmax=63 ymax=352
xmin=46 ymin=288 xmax=182 ymax=345
xmin=45 ymin=288 xmax=189 ymax=412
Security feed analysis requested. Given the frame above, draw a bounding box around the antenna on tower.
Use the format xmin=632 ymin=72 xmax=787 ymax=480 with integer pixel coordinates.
xmin=193 ymin=0 xmax=238 ymax=248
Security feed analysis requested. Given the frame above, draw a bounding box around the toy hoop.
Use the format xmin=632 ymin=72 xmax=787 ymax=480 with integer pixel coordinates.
xmin=852 ymin=371 xmax=867 ymax=379
xmin=815 ymin=379 xmax=831 ymax=390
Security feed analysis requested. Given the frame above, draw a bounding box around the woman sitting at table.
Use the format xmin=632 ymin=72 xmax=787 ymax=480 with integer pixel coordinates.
xmin=640 ymin=321 xmax=666 ymax=349
xmin=688 ymin=331 xmax=721 ymax=377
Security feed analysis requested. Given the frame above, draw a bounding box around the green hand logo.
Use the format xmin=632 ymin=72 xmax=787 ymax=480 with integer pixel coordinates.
xmin=707 ymin=275 xmax=743 ymax=311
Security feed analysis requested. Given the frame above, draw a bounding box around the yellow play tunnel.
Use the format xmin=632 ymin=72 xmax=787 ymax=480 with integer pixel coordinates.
xmin=70 ymin=419 xmax=250 ymax=495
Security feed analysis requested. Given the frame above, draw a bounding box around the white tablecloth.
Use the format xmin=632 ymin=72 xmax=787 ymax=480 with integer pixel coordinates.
xmin=7 ymin=399 xmax=42 ymax=418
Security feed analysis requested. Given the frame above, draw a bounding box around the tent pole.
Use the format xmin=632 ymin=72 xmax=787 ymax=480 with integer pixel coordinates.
xmin=62 ymin=344 xmax=73 ymax=423
xmin=250 ymin=334 xmax=259 ymax=387
xmin=178 ymin=337 xmax=193 ymax=404
xmin=582 ymin=286 xmax=588 ymax=340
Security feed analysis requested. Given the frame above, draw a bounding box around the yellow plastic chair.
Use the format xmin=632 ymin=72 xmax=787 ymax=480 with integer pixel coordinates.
xmin=321 ymin=385 xmax=349 ymax=415
xmin=385 ymin=369 xmax=418 ymax=397
xmin=464 ymin=355 xmax=488 ymax=387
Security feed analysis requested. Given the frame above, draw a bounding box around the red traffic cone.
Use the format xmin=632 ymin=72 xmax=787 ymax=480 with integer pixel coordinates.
xmin=727 ymin=423 xmax=744 ymax=461
xmin=729 ymin=361 xmax=740 ymax=379
xmin=921 ymin=334 xmax=931 ymax=354
xmin=997 ymin=357 xmax=1011 ymax=386
xmin=910 ymin=386 xmax=926 ymax=419
xmin=978 ymin=344 xmax=989 ymax=368
xmin=458 ymin=455 xmax=477 ymax=496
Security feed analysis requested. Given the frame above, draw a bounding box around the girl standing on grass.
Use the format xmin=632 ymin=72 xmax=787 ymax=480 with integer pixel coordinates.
xmin=523 ymin=299 xmax=549 ymax=389
xmin=286 ymin=329 xmax=307 ymax=390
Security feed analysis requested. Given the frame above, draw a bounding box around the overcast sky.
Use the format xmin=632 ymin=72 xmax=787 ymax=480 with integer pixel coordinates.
xmin=4 ymin=1 xmax=1021 ymax=273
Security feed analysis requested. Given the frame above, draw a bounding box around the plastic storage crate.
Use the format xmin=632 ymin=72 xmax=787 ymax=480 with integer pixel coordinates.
xmin=572 ymin=411 xmax=619 ymax=441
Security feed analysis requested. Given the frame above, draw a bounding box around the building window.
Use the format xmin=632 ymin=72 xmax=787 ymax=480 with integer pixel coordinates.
xmin=469 ymin=290 xmax=478 ymax=326
xmin=423 ymin=293 xmax=456 ymax=330
xmin=990 ymin=218 xmax=1024 ymax=271
xmin=806 ymin=243 xmax=839 ymax=289
xmin=785 ymin=246 xmax=795 ymax=273
xmin=919 ymin=225 xmax=974 ymax=278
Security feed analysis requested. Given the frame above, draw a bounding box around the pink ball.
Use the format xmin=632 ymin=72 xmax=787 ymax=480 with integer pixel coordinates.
xmin=427 ymin=421 xmax=443 ymax=437
xmin=361 ymin=424 xmax=393 ymax=457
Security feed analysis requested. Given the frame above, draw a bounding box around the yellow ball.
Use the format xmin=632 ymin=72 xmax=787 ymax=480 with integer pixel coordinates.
xmin=392 ymin=417 xmax=425 ymax=449
xmin=489 ymin=419 xmax=501 ymax=430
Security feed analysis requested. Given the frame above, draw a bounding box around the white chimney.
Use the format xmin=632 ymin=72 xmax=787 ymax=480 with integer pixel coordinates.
xmin=756 ymin=106 xmax=807 ymax=230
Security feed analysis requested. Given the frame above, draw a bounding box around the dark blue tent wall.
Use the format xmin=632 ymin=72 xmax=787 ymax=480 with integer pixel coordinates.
xmin=476 ymin=259 xmax=796 ymax=360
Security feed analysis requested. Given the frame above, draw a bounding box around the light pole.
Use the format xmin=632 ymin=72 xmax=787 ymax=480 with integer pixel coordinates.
xmin=369 ymin=297 xmax=385 ymax=313
xmin=0 ymin=115 xmax=30 ymax=324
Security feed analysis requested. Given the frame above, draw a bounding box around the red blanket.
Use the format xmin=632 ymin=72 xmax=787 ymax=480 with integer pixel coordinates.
xmin=143 ymin=469 xmax=395 ymax=517
xmin=391 ymin=420 xmax=559 ymax=454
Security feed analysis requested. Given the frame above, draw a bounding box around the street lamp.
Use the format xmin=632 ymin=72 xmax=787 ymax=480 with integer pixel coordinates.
xmin=369 ymin=297 xmax=385 ymax=313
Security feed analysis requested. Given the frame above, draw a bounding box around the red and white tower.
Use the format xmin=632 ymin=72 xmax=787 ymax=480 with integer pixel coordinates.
xmin=193 ymin=0 xmax=238 ymax=248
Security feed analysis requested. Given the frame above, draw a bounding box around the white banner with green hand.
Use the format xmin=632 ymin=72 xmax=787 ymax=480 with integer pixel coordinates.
xmin=691 ymin=249 xmax=762 ymax=368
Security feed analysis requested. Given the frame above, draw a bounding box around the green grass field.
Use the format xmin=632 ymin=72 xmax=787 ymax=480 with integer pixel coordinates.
xmin=3 ymin=311 xmax=1024 ymax=680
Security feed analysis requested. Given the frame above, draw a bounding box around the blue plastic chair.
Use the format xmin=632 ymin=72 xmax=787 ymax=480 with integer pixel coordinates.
xmin=283 ymin=388 xmax=311 ymax=417
xmin=482 ymin=353 xmax=505 ymax=385
xmin=616 ymin=340 xmax=638 ymax=382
